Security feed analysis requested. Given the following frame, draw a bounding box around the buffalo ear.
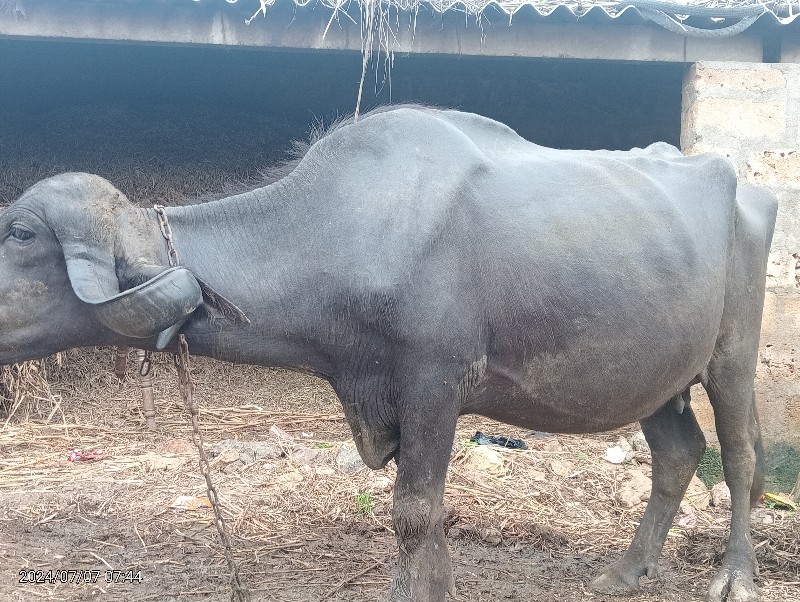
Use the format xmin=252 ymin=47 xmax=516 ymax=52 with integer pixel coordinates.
xmin=61 ymin=239 xmax=203 ymax=342
xmin=60 ymin=239 xmax=122 ymax=303
xmin=196 ymin=278 xmax=250 ymax=324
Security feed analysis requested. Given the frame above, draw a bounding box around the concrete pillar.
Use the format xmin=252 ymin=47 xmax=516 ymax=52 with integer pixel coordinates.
xmin=681 ymin=62 xmax=800 ymax=457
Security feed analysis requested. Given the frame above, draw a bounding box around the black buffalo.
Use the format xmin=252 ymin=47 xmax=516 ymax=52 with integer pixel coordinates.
xmin=0 ymin=107 xmax=777 ymax=601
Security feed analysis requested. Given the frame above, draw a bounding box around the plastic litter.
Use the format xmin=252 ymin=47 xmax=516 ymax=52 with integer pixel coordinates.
xmin=763 ymin=492 xmax=797 ymax=511
xmin=169 ymin=495 xmax=212 ymax=511
xmin=67 ymin=449 xmax=105 ymax=462
xmin=605 ymin=445 xmax=627 ymax=464
xmin=470 ymin=431 xmax=528 ymax=450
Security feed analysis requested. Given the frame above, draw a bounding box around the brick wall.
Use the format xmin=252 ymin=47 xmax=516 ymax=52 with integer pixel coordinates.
xmin=682 ymin=62 xmax=800 ymax=451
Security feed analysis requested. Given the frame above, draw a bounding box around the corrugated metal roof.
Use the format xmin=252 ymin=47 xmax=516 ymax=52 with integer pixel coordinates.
xmin=202 ymin=0 xmax=800 ymax=36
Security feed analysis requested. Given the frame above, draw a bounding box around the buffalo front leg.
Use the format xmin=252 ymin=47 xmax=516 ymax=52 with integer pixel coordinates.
xmin=592 ymin=391 xmax=705 ymax=593
xmin=388 ymin=376 xmax=459 ymax=602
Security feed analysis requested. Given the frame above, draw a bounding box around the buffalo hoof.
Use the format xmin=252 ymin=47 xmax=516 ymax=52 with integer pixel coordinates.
xmin=590 ymin=558 xmax=658 ymax=594
xmin=708 ymin=567 xmax=759 ymax=602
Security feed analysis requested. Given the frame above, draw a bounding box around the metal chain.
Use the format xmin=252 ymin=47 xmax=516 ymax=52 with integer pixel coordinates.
xmin=153 ymin=204 xmax=250 ymax=602
xmin=154 ymin=204 xmax=180 ymax=268
xmin=174 ymin=336 xmax=249 ymax=601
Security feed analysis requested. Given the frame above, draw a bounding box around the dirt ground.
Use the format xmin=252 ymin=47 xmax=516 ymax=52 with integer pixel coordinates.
xmin=1 ymin=350 xmax=798 ymax=602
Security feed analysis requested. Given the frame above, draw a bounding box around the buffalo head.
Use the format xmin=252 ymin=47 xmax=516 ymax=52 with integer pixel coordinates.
xmin=0 ymin=173 xmax=203 ymax=364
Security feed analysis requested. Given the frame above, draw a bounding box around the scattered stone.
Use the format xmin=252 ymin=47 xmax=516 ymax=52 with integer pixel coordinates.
xmin=368 ymin=475 xmax=393 ymax=493
xmin=630 ymin=431 xmax=650 ymax=454
xmin=547 ymin=458 xmax=572 ymax=477
xmin=210 ymin=439 xmax=282 ymax=463
xmin=464 ymin=445 xmax=506 ymax=477
xmin=710 ymin=481 xmax=731 ymax=509
xmin=617 ymin=469 xmax=652 ymax=508
xmin=544 ymin=438 xmax=562 ymax=452
xmin=526 ymin=430 xmax=554 ymax=440
xmin=529 ymin=469 xmax=547 ymax=482
xmin=138 ymin=452 xmax=188 ymax=472
xmin=222 ymin=460 xmax=244 ymax=474
xmin=478 ymin=526 xmax=502 ymax=545
xmin=269 ymin=425 xmax=295 ymax=443
xmin=683 ymin=475 xmax=711 ymax=511
xmin=291 ymin=447 xmax=321 ymax=466
xmin=335 ymin=447 xmax=367 ymax=474
xmin=217 ymin=448 xmax=240 ymax=464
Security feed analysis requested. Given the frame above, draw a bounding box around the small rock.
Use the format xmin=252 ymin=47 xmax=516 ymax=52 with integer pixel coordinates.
xmin=544 ymin=438 xmax=562 ymax=452
xmin=684 ymin=475 xmax=711 ymax=511
xmin=630 ymin=431 xmax=650 ymax=454
xmin=139 ymin=452 xmax=188 ymax=472
xmin=710 ymin=481 xmax=731 ymax=509
xmin=269 ymin=425 xmax=294 ymax=443
xmin=464 ymin=446 xmax=506 ymax=477
xmin=617 ymin=469 xmax=652 ymax=508
xmin=526 ymin=430 xmax=554 ymax=440
xmin=335 ymin=447 xmax=368 ymax=474
xmin=222 ymin=460 xmax=244 ymax=474
xmin=547 ymin=458 xmax=572 ymax=477
xmin=368 ymin=475 xmax=393 ymax=493
xmin=217 ymin=448 xmax=240 ymax=464
xmin=479 ymin=526 xmax=502 ymax=545
xmin=238 ymin=449 xmax=256 ymax=465
xmin=291 ymin=447 xmax=320 ymax=466
xmin=211 ymin=440 xmax=282 ymax=462
xmin=529 ymin=469 xmax=547 ymax=482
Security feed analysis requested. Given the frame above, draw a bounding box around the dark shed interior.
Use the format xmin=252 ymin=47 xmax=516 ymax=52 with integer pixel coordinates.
xmin=0 ymin=38 xmax=685 ymax=205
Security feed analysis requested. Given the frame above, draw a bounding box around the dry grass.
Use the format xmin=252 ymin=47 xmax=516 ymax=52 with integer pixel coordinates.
xmin=0 ymin=358 xmax=63 ymax=427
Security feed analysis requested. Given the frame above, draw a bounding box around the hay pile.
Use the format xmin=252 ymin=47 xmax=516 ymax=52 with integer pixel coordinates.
xmin=0 ymin=358 xmax=62 ymax=426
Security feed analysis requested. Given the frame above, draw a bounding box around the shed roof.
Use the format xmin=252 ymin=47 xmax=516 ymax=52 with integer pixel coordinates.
xmin=215 ymin=0 xmax=800 ymax=24
xmin=2 ymin=0 xmax=798 ymax=62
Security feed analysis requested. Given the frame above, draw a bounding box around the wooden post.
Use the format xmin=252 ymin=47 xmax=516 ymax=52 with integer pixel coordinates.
xmin=113 ymin=346 xmax=129 ymax=382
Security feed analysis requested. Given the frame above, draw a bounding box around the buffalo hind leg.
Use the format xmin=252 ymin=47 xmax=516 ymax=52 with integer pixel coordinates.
xmin=388 ymin=371 xmax=459 ymax=602
xmin=705 ymin=364 xmax=763 ymax=602
xmin=591 ymin=391 xmax=705 ymax=593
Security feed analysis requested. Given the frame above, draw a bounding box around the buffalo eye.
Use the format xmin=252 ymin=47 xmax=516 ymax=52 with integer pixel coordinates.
xmin=9 ymin=226 xmax=34 ymax=242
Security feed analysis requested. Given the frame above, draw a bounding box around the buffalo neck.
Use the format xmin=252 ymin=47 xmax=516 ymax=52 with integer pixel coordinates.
xmin=141 ymin=177 xmax=334 ymax=376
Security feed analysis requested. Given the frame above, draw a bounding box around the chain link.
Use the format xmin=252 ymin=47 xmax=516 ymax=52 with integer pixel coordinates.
xmin=175 ymin=335 xmax=249 ymax=601
xmin=154 ymin=204 xmax=181 ymax=268
xmin=154 ymin=204 xmax=249 ymax=602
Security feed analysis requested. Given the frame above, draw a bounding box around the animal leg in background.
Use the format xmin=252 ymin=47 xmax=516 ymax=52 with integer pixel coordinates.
xmin=592 ymin=391 xmax=705 ymax=593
